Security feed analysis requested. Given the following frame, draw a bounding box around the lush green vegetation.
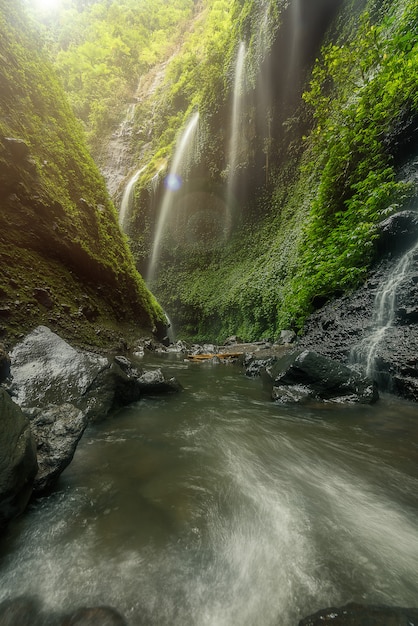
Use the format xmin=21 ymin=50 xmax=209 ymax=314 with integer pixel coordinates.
xmin=135 ymin=0 xmax=418 ymax=341
xmin=21 ymin=0 xmax=418 ymax=343
xmin=27 ymin=0 xmax=196 ymax=150
xmin=0 ymin=0 xmax=165 ymax=347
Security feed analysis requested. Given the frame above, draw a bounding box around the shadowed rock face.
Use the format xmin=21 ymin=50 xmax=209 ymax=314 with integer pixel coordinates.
xmin=0 ymin=390 xmax=37 ymax=528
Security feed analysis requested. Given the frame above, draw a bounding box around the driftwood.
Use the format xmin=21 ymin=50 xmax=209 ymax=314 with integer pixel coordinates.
xmin=187 ymin=353 xmax=242 ymax=362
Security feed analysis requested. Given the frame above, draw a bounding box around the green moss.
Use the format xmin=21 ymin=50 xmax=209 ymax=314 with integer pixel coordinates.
xmin=0 ymin=0 xmax=165 ymax=347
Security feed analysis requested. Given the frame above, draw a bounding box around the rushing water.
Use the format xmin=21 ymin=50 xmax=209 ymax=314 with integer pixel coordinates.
xmin=1 ymin=355 xmax=418 ymax=625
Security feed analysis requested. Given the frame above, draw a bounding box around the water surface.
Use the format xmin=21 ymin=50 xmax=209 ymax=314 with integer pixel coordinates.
xmin=1 ymin=355 xmax=417 ymax=625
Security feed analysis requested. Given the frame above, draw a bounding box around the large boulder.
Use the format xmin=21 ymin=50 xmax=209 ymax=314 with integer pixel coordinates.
xmin=298 ymin=602 xmax=418 ymax=625
xmin=6 ymin=326 xmax=182 ymax=495
xmin=0 ymin=389 xmax=37 ymax=527
xmin=7 ymin=326 xmax=108 ymax=408
xmin=24 ymin=404 xmax=87 ymax=495
xmin=266 ymin=350 xmax=378 ymax=404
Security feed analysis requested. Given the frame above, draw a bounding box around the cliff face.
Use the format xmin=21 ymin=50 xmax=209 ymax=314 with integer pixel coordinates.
xmin=0 ymin=0 xmax=165 ymax=348
xmin=109 ymin=0 xmax=418 ymax=347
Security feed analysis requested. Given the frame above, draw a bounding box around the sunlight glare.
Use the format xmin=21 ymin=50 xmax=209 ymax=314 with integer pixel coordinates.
xmin=33 ymin=0 xmax=62 ymax=13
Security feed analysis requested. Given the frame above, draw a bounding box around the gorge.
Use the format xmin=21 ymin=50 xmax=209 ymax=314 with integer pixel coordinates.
xmin=1 ymin=0 xmax=418 ymax=624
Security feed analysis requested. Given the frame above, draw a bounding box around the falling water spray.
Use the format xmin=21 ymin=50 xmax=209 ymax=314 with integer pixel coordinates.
xmin=147 ymin=111 xmax=200 ymax=283
xmin=119 ymin=167 xmax=145 ymax=231
xmin=226 ymin=42 xmax=246 ymax=234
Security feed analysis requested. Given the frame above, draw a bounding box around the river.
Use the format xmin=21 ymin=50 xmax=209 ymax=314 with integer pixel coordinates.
xmin=0 ymin=354 xmax=417 ymax=625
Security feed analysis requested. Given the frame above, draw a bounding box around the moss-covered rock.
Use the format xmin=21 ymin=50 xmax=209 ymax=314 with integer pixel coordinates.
xmin=0 ymin=0 xmax=165 ymax=348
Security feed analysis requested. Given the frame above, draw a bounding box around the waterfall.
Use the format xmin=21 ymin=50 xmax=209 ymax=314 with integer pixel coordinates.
xmin=147 ymin=111 xmax=200 ymax=283
xmin=226 ymin=42 xmax=246 ymax=232
xmin=351 ymin=239 xmax=418 ymax=381
xmin=119 ymin=167 xmax=145 ymax=231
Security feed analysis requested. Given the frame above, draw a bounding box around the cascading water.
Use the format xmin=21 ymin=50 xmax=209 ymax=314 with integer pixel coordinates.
xmin=351 ymin=237 xmax=418 ymax=382
xmin=226 ymin=42 xmax=246 ymax=232
xmin=119 ymin=167 xmax=145 ymax=231
xmin=147 ymin=111 xmax=200 ymax=283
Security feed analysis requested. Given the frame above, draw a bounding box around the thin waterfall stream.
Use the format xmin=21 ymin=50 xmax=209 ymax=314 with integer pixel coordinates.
xmin=119 ymin=167 xmax=145 ymax=231
xmin=0 ymin=355 xmax=417 ymax=625
xmin=351 ymin=237 xmax=418 ymax=382
xmin=147 ymin=112 xmax=200 ymax=283
xmin=226 ymin=42 xmax=246 ymax=232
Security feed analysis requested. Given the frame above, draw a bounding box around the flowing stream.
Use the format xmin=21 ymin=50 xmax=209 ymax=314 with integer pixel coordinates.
xmin=0 ymin=355 xmax=418 ymax=625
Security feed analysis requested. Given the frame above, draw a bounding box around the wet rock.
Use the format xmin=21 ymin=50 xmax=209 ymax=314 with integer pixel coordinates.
xmin=33 ymin=288 xmax=54 ymax=310
xmin=298 ymin=247 xmax=418 ymax=402
xmin=298 ymin=602 xmax=418 ymax=625
xmin=6 ymin=327 xmax=182 ymax=493
xmin=278 ymin=329 xmax=296 ymax=345
xmin=137 ymin=368 xmax=183 ymax=394
xmin=0 ymin=390 xmax=37 ymax=527
xmin=24 ymin=404 xmax=87 ymax=495
xmin=267 ymin=350 xmax=378 ymax=404
xmin=377 ymin=210 xmax=418 ymax=255
xmin=8 ymin=325 xmax=108 ymax=408
xmin=245 ymin=356 xmax=277 ymax=378
xmin=0 ymin=343 xmax=11 ymax=382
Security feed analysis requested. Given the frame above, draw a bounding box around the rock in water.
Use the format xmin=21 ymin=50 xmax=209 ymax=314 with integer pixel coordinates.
xmin=267 ymin=350 xmax=378 ymax=404
xmin=24 ymin=404 xmax=87 ymax=495
xmin=0 ymin=389 xmax=37 ymax=527
xmin=8 ymin=325 xmax=108 ymax=408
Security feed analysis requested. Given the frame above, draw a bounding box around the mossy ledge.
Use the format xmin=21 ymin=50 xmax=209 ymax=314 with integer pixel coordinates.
xmin=0 ymin=0 xmax=165 ymax=350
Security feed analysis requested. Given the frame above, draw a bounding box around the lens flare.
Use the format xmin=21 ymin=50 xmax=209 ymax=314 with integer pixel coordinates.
xmin=164 ymin=173 xmax=182 ymax=191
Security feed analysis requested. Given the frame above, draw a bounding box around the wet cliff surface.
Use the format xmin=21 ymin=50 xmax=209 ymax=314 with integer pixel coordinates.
xmin=298 ymin=211 xmax=418 ymax=402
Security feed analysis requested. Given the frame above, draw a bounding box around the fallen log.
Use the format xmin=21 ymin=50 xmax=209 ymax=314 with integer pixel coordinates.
xmin=187 ymin=353 xmax=242 ymax=361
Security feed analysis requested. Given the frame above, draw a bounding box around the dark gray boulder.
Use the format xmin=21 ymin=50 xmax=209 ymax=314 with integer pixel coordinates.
xmin=136 ymin=368 xmax=183 ymax=394
xmin=0 ymin=389 xmax=37 ymax=527
xmin=298 ymin=602 xmax=418 ymax=625
xmin=6 ymin=326 xmax=182 ymax=495
xmin=267 ymin=350 xmax=378 ymax=404
xmin=24 ymin=404 xmax=87 ymax=495
xmin=377 ymin=210 xmax=418 ymax=255
xmin=8 ymin=326 xmax=108 ymax=408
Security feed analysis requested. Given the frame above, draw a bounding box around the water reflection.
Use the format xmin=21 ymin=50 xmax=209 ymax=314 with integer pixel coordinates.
xmin=0 ymin=357 xmax=417 ymax=625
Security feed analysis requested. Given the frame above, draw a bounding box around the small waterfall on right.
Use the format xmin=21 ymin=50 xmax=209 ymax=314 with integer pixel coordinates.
xmin=351 ymin=238 xmax=418 ymax=384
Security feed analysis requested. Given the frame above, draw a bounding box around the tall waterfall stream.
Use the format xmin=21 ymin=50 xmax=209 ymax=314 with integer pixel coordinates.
xmin=0 ymin=355 xmax=417 ymax=625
